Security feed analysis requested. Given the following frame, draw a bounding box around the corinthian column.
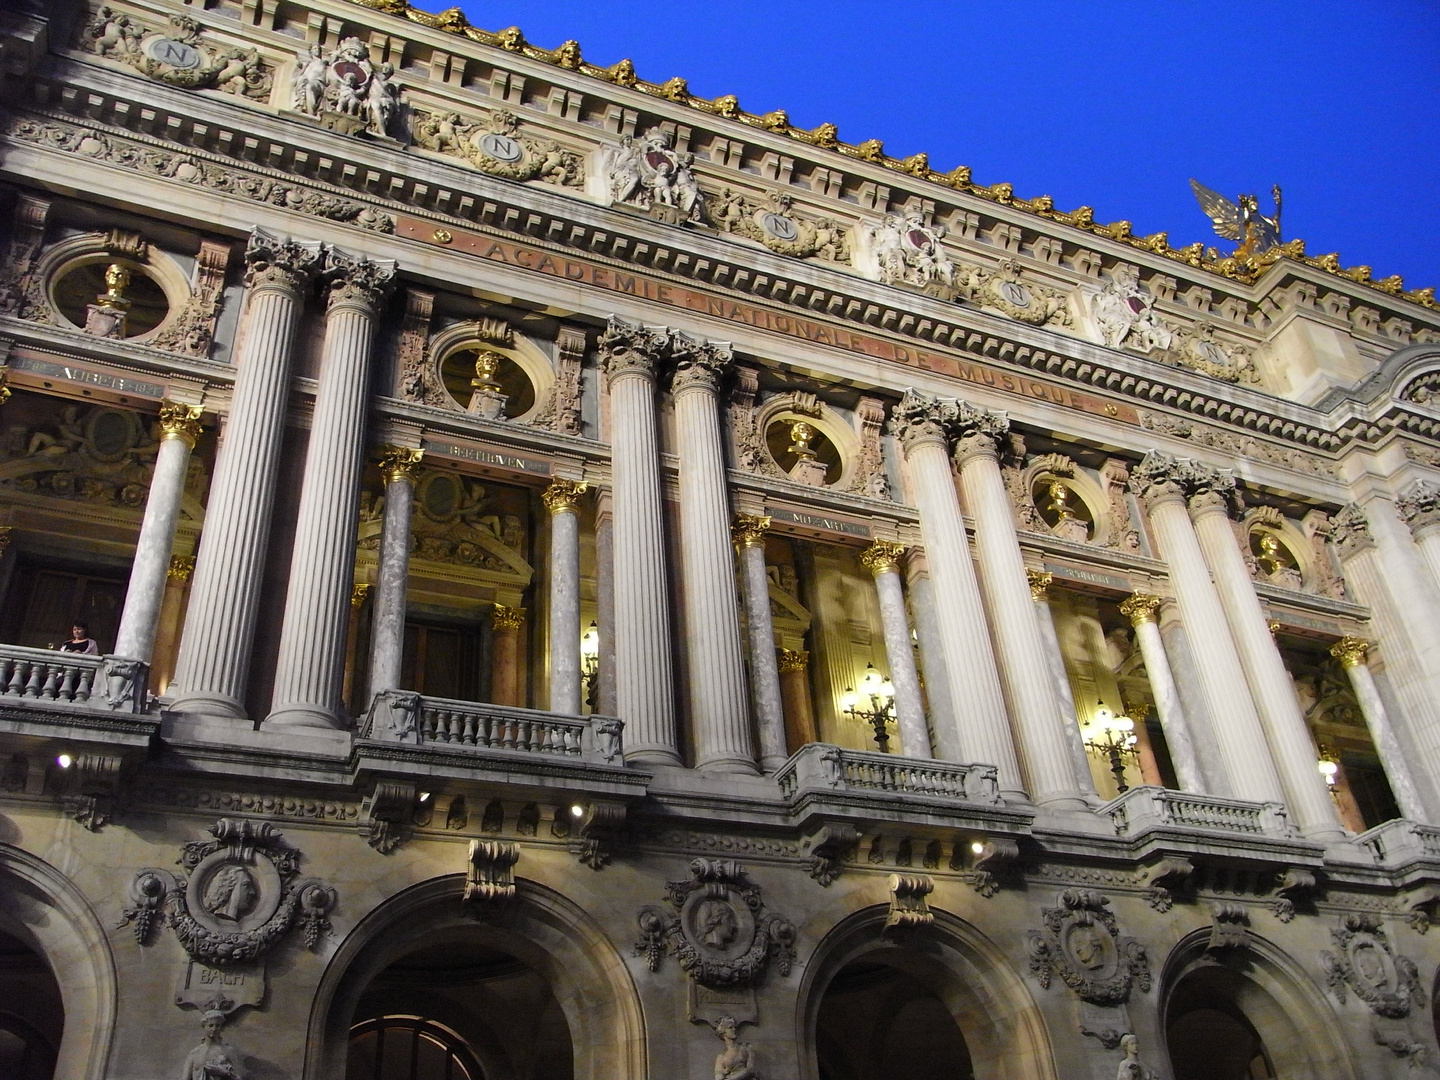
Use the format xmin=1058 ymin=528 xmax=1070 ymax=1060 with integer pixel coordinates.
xmin=600 ymin=319 xmax=680 ymax=765
xmin=367 ymin=445 xmax=423 ymax=700
xmin=906 ymin=551 xmax=959 ymax=761
xmin=1397 ymin=480 xmax=1440 ymax=597
xmin=669 ymin=333 xmax=756 ymax=774
xmin=490 ymin=604 xmax=524 ymax=706
xmin=951 ymin=402 xmax=1082 ymax=808
xmin=1118 ymin=593 xmax=1204 ymax=793
xmin=1130 ymin=454 xmax=1285 ymax=804
xmin=1027 ymin=571 xmax=1097 ymax=801
xmin=266 ymin=249 xmax=396 ymax=730
xmin=778 ymin=649 xmax=817 ymax=752
xmin=170 ymin=229 xmax=323 ymax=722
xmin=859 ymin=540 xmax=931 ymax=759
xmin=889 ymin=391 xmax=1023 ymax=797
xmin=543 ymin=478 xmax=587 ymax=714
xmin=1188 ymin=475 xmax=1344 ymax=839
xmin=733 ymin=514 xmax=788 ymax=771
xmin=1330 ymin=636 xmax=1430 ymax=824
xmin=114 ymin=401 xmax=202 ymax=662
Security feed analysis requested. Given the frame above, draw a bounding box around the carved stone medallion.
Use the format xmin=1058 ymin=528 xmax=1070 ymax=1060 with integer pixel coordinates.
xmin=1025 ymin=889 xmax=1151 ymax=1005
xmin=1320 ymin=913 xmax=1424 ymax=1018
xmin=635 ymin=859 xmax=797 ymax=987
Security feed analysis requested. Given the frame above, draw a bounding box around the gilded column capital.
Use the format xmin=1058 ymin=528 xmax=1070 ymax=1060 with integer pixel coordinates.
xmin=778 ymin=648 xmax=809 ymax=673
xmin=542 ymin=477 xmax=588 ymax=515
xmin=888 ymin=389 xmax=954 ymax=456
xmin=1330 ymin=635 xmax=1370 ymax=668
xmin=491 ymin=603 xmax=525 ymax=631
xmin=731 ymin=513 xmax=772 ymax=548
xmin=377 ymin=445 xmax=424 ymax=485
xmin=243 ymin=227 xmax=323 ymax=294
xmin=1396 ymin=480 xmax=1440 ymax=537
xmin=599 ymin=316 xmax=667 ymax=383
xmin=167 ymin=554 xmax=195 ymax=582
xmin=668 ymin=331 xmax=732 ymax=395
xmin=859 ymin=539 xmax=906 ymax=576
xmin=157 ymin=400 xmax=203 ymax=447
xmin=1119 ymin=592 xmax=1162 ymax=626
xmin=322 ymin=248 xmax=397 ymax=313
xmin=351 ymin=583 xmax=372 ymax=610
xmin=1026 ymin=569 xmax=1053 ymax=601
xmin=1330 ymin=503 xmax=1375 ymax=559
xmin=950 ymin=401 xmax=1010 ymax=467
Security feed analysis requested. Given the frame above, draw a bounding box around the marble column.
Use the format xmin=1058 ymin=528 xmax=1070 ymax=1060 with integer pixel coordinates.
xmin=952 ymin=402 xmax=1082 ymax=808
xmin=733 ymin=514 xmax=788 ymax=772
xmin=170 ymin=229 xmax=323 ymax=721
xmin=266 ymin=249 xmax=396 ymax=730
xmin=341 ymin=583 xmax=370 ymax=712
xmin=1330 ymin=636 xmax=1429 ymax=824
xmin=594 ymin=493 xmax=617 ymax=716
xmin=152 ymin=555 xmax=194 ymax=695
xmin=890 ymin=391 xmax=1023 ymax=798
xmin=543 ymin=478 xmax=587 ymax=715
xmin=669 ymin=333 xmax=756 ymax=774
xmin=1189 ymin=478 xmax=1345 ymax=839
xmin=114 ymin=401 xmax=203 ymax=663
xmin=905 ymin=552 xmax=959 ymax=761
xmin=1027 ymin=571 xmax=1098 ymax=802
xmin=1129 ymin=453 xmax=1286 ymax=805
xmin=1397 ymin=480 xmax=1440 ymax=598
xmin=1118 ymin=593 xmax=1205 ymax=793
xmin=490 ymin=604 xmax=524 ymax=706
xmin=599 ymin=319 xmax=679 ymax=765
xmin=367 ymin=446 xmax=423 ymax=701
xmin=778 ymin=649 xmax=818 ymax=753
xmin=859 ymin=540 xmax=931 ymax=759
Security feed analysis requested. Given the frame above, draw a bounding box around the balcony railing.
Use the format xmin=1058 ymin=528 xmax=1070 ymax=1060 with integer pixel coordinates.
xmin=0 ymin=644 xmax=149 ymax=714
xmin=1356 ymin=818 xmax=1440 ymax=865
xmin=361 ymin=689 xmax=624 ymax=767
xmin=1105 ymin=786 xmax=1296 ymax=839
xmin=776 ymin=743 xmax=1003 ymax=805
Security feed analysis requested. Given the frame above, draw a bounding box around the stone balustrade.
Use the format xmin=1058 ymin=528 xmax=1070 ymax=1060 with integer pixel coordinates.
xmin=776 ymin=743 xmax=1002 ymax=805
xmin=1355 ymin=818 xmax=1440 ymax=866
xmin=1106 ymin=785 xmax=1295 ymax=839
xmin=0 ymin=645 xmax=149 ymax=713
xmin=362 ymin=689 xmax=625 ymax=767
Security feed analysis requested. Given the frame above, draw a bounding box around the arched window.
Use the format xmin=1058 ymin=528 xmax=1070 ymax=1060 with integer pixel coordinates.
xmin=347 ymin=1016 xmax=482 ymax=1080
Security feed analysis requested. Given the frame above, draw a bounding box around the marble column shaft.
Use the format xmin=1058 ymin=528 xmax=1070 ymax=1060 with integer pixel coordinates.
xmin=490 ymin=605 xmax=523 ymax=707
xmin=1190 ymin=495 xmax=1344 ymax=838
xmin=594 ymin=496 xmax=617 ymax=716
xmin=601 ymin=320 xmax=679 ymax=765
xmin=170 ymin=230 xmax=322 ymax=720
xmin=734 ymin=516 xmax=788 ymax=772
xmin=905 ymin=554 xmax=959 ymax=762
xmin=367 ymin=447 xmax=421 ymax=701
xmin=862 ymin=542 xmax=931 ymax=759
xmin=671 ymin=341 xmax=756 ymax=774
xmin=1120 ymin=594 xmax=1205 ymax=793
xmin=152 ymin=558 xmax=192 ymax=694
xmin=1132 ymin=458 xmax=1285 ymax=804
xmin=954 ymin=422 xmax=1081 ymax=808
xmin=1028 ymin=573 xmax=1098 ymax=802
xmin=544 ymin=479 xmax=586 ymax=715
xmin=1331 ymin=637 xmax=1430 ymax=824
xmin=778 ymin=651 xmax=818 ymax=753
xmin=267 ymin=250 xmax=395 ymax=729
xmin=892 ymin=396 xmax=1022 ymax=796
xmin=114 ymin=402 xmax=202 ymax=662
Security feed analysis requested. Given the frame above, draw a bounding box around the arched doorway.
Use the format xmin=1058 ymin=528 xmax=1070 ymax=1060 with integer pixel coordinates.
xmin=0 ymin=928 xmax=62 ymax=1080
xmin=799 ymin=908 xmax=1056 ymax=1080
xmin=308 ymin=877 xmax=644 ymax=1080
xmin=1162 ymin=932 xmax=1358 ymax=1080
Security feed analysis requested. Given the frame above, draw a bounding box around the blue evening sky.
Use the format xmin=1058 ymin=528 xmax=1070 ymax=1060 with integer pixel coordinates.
xmin=451 ymin=1 xmax=1440 ymax=289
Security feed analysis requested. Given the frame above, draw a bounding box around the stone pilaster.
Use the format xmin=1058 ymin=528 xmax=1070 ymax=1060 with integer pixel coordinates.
xmin=1027 ymin=571 xmax=1098 ymax=802
xmin=170 ymin=228 xmax=323 ymax=722
xmin=367 ymin=445 xmax=423 ymax=701
xmin=601 ymin=318 xmax=680 ymax=765
xmin=1330 ymin=636 xmax=1431 ymax=824
xmin=1397 ymin=480 xmax=1440 ymax=596
xmin=1129 ymin=453 xmax=1286 ymax=804
xmin=266 ymin=248 xmax=396 ymax=731
xmin=951 ymin=401 xmax=1082 ymax=808
xmin=1119 ymin=593 xmax=1205 ymax=793
xmin=859 ymin=540 xmax=930 ymax=759
xmin=1188 ymin=476 xmax=1345 ymax=839
xmin=733 ymin=514 xmax=788 ymax=772
xmin=669 ymin=333 xmax=756 ymax=774
xmin=114 ymin=401 xmax=202 ymax=663
xmin=890 ymin=390 xmax=1023 ymax=797
xmin=543 ymin=478 xmax=587 ymax=714
xmin=490 ymin=604 xmax=524 ymax=707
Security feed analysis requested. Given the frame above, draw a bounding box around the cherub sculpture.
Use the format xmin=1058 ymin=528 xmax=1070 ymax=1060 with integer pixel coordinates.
xmin=1190 ymin=178 xmax=1282 ymax=259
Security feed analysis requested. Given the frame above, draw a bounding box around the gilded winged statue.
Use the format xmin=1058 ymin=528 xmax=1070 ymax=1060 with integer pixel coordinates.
xmin=1189 ymin=179 xmax=1282 ymax=259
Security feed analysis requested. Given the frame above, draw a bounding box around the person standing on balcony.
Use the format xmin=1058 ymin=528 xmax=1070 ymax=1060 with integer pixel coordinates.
xmin=59 ymin=623 xmax=99 ymax=655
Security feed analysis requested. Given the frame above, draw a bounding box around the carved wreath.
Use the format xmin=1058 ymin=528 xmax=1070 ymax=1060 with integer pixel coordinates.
xmin=119 ymin=818 xmax=335 ymax=965
xmin=634 ymin=858 xmax=797 ymax=988
xmin=1320 ymin=913 xmax=1424 ymax=1019
xmin=1025 ymin=889 xmax=1151 ymax=1006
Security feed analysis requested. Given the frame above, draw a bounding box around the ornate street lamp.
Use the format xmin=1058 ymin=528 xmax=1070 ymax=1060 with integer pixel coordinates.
xmin=1083 ymin=700 xmax=1139 ymax=793
xmin=580 ymin=621 xmax=599 ymax=710
xmin=842 ymin=662 xmax=896 ymax=752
